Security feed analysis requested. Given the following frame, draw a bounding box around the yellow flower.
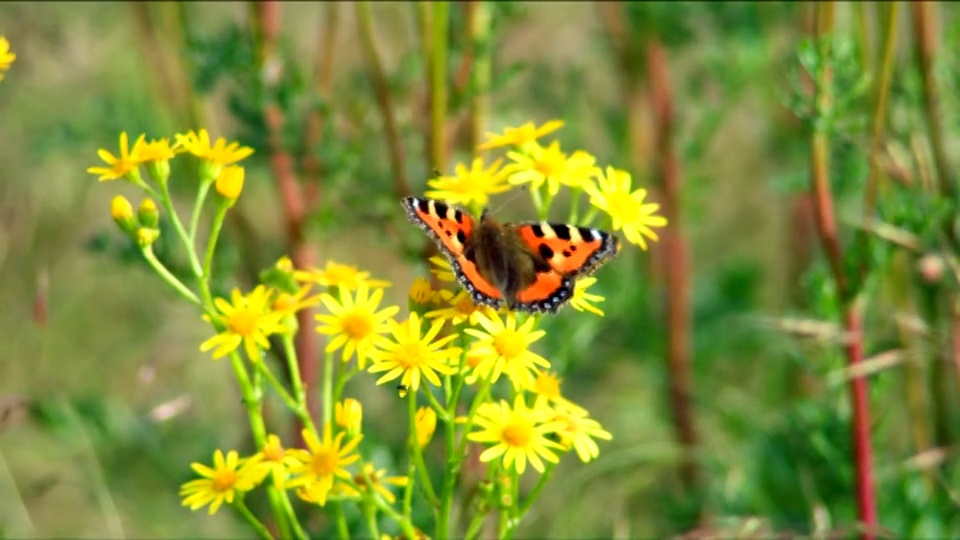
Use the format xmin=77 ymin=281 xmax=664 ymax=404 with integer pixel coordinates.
xmin=200 ymin=285 xmax=287 ymax=361
xmin=179 ymin=450 xmax=263 ymax=515
xmin=531 ymin=371 xmax=586 ymax=415
xmin=467 ymin=395 xmax=565 ymax=475
xmin=140 ymin=137 xmax=176 ymax=162
xmin=175 ymin=129 xmax=254 ymax=167
xmin=426 ymin=157 xmax=511 ymax=208
xmin=367 ymin=312 xmax=461 ymax=392
xmin=584 ymin=166 xmax=668 ymax=250
xmin=506 ymin=140 xmax=567 ymax=194
xmin=570 ymin=277 xmax=605 ymax=317
xmin=415 ymin=406 xmax=437 ymax=448
xmin=87 ymin=132 xmax=147 ymax=182
xmin=288 ymin=427 xmax=363 ymax=506
xmin=271 ymin=285 xmax=323 ymax=320
xmin=0 ymin=37 xmax=15 ymax=80
xmin=295 ymin=261 xmax=392 ymax=290
xmin=216 ymin=165 xmax=245 ymax=201
xmin=409 ymin=278 xmax=434 ymax=306
xmin=463 ymin=311 xmax=550 ymax=391
xmin=249 ymin=434 xmax=301 ymax=488
xmin=479 ymin=119 xmax=564 ymax=151
xmin=316 ymin=283 xmax=399 ymax=369
xmin=335 ymin=463 xmax=409 ymax=505
xmin=426 ymin=289 xmax=498 ymax=327
xmin=429 ymin=256 xmax=457 ymax=283
xmin=335 ymin=398 xmax=363 ymax=436
xmin=550 ymin=405 xmax=613 ymax=463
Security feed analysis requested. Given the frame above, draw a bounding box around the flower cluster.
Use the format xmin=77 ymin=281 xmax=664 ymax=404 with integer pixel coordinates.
xmin=0 ymin=37 xmax=15 ymax=81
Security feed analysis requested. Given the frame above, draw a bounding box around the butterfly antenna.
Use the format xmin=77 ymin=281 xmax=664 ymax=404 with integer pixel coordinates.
xmin=488 ymin=186 xmax=528 ymax=217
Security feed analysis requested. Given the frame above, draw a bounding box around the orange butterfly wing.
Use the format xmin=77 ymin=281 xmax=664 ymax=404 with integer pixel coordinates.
xmin=513 ymin=223 xmax=620 ymax=276
xmin=402 ymin=197 xmax=503 ymax=306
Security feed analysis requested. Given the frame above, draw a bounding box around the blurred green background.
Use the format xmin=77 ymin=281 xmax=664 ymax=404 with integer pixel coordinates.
xmin=2 ymin=1 xmax=960 ymax=538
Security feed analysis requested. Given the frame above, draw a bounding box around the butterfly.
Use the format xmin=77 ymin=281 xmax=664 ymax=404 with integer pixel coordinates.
xmin=402 ymin=196 xmax=620 ymax=313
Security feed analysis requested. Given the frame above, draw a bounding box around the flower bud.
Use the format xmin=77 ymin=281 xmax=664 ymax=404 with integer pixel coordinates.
xmin=146 ymin=159 xmax=170 ymax=185
xmin=135 ymin=227 xmax=160 ymax=249
xmin=415 ymin=406 xmax=437 ymax=448
xmin=409 ymin=278 xmax=433 ymax=306
xmin=110 ymin=195 xmax=137 ymax=235
xmin=335 ymin=398 xmax=363 ymax=437
xmin=215 ymin=165 xmax=244 ymax=203
xmin=138 ymin=198 xmax=159 ymax=228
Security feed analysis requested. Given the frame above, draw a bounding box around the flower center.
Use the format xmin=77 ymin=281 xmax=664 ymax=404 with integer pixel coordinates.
xmin=608 ymin=192 xmax=639 ymax=220
xmin=263 ymin=445 xmax=284 ymax=462
xmin=326 ymin=265 xmax=360 ymax=287
xmin=494 ymin=330 xmax=525 ymax=360
xmin=311 ymin=449 xmax=339 ymax=476
xmin=502 ymin=421 xmax=533 ymax=448
xmin=272 ymin=293 xmax=295 ymax=313
xmin=398 ymin=342 xmax=427 ymax=366
xmin=535 ymin=374 xmax=561 ymax=399
xmin=212 ymin=470 xmax=238 ymax=492
xmin=227 ymin=310 xmax=259 ymax=336
xmin=342 ymin=311 xmax=374 ymax=340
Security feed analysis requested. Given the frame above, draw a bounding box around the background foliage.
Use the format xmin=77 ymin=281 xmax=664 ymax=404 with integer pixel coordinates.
xmin=1 ymin=2 xmax=960 ymax=538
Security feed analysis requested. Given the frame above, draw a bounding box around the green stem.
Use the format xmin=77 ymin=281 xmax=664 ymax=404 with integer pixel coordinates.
xmin=332 ymin=501 xmax=350 ymax=540
xmin=282 ymin=334 xmax=318 ymax=436
xmin=202 ymin=203 xmax=229 ymax=280
xmin=404 ymin=391 xmax=418 ymax=523
xmin=157 ymin=180 xmax=204 ymax=279
xmin=189 ymin=178 xmax=214 ymax=243
xmin=322 ymin=350 xmax=335 ymax=430
xmin=505 ymin=462 xmax=556 ymax=538
xmin=234 ymin=500 xmax=274 ymax=540
xmin=440 ymin=377 xmax=492 ymax=538
xmin=141 ymin=247 xmax=200 ymax=305
xmin=409 ymin=391 xmax=439 ymax=508
xmin=363 ymin=499 xmax=380 ymax=539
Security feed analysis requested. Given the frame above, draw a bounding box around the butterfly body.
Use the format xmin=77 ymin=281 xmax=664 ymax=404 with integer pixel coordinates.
xmin=403 ymin=196 xmax=619 ymax=313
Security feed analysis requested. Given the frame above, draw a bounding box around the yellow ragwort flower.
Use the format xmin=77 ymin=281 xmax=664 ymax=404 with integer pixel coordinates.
xmin=429 ymin=256 xmax=457 ymax=283
xmin=295 ymin=261 xmax=392 ymax=290
xmin=200 ymin=285 xmax=287 ymax=361
xmin=426 ymin=157 xmax=511 ymax=208
xmin=288 ymin=427 xmax=363 ymax=507
xmin=415 ymin=406 xmax=437 ymax=448
xmin=408 ymin=278 xmax=434 ymax=306
xmin=550 ymin=404 xmax=613 ymax=463
xmin=479 ymin=119 xmax=564 ymax=151
xmin=532 ymin=371 xmax=586 ymax=415
xmin=426 ymin=289 xmax=497 ymax=327
xmin=585 ymin=166 xmax=668 ymax=250
xmin=175 ymin=129 xmax=254 ymax=168
xmin=335 ymin=463 xmax=409 ymax=505
xmin=179 ymin=450 xmax=264 ymax=515
xmin=335 ymin=398 xmax=363 ymax=436
xmin=367 ymin=312 xmax=461 ymax=392
xmin=249 ymin=434 xmax=301 ymax=488
xmin=570 ymin=276 xmax=606 ymax=317
xmin=467 ymin=395 xmax=565 ymax=475
xmin=463 ymin=311 xmax=550 ymax=391
xmin=0 ymin=37 xmax=15 ymax=80
xmin=316 ymin=283 xmax=399 ymax=369
xmin=271 ymin=284 xmax=323 ymax=320
xmin=87 ymin=132 xmax=147 ymax=182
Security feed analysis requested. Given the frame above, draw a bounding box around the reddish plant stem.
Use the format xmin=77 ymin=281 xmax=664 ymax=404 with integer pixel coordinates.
xmin=302 ymin=2 xmax=339 ymax=207
xmin=646 ymin=39 xmax=700 ymax=491
xmin=255 ymin=1 xmax=321 ymax=432
xmin=809 ymin=3 xmax=877 ymax=537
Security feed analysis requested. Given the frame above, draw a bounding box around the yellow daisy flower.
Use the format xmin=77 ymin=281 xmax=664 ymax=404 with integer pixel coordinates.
xmin=467 ymin=395 xmax=565 ymax=475
xmin=248 ymin=434 xmax=301 ymax=488
xmin=200 ymin=285 xmax=287 ymax=361
xmin=367 ymin=312 xmax=461 ymax=392
xmin=335 ymin=398 xmax=363 ymax=437
xmin=531 ymin=371 xmax=587 ymax=415
xmin=86 ymin=132 xmax=147 ymax=182
xmin=426 ymin=157 xmax=511 ymax=208
xmin=570 ymin=276 xmax=606 ymax=317
xmin=179 ymin=450 xmax=264 ymax=515
xmin=175 ymin=129 xmax=254 ymax=168
xmin=288 ymin=427 xmax=363 ymax=506
xmin=316 ymin=284 xmax=399 ymax=369
xmin=140 ymin=137 xmax=177 ymax=162
xmin=550 ymin=404 xmax=613 ymax=463
xmin=295 ymin=261 xmax=392 ymax=290
xmin=334 ymin=463 xmax=409 ymax=505
xmin=426 ymin=289 xmax=498 ymax=326
xmin=271 ymin=284 xmax=323 ymax=320
xmin=506 ymin=140 xmax=567 ymax=194
xmin=478 ymin=119 xmax=564 ymax=151
xmin=463 ymin=311 xmax=550 ymax=391
xmin=0 ymin=37 xmax=15 ymax=80
xmin=415 ymin=406 xmax=437 ymax=448
xmin=584 ymin=166 xmax=668 ymax=250
xmin=429 ymin=256 xmax=457 ymax=283
xmin=408 ymin=278 xmax=435 ymax=306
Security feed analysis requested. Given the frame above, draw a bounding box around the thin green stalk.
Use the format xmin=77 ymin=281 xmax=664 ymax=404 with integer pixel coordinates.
xmin=141 ymin=247 xmax=200 ymax=305
xmin=323 ymin=349 xmax=335 ymax=430
xmin=189 ymin=179 xmax=214 ymax=243
xmin=234 ymin=500 xmax=275 ymax=540
xmin=440 ymin=377 xmax=492 ymax=538
xmin=367 ymin=483 xmax=419 ymax=539
xmin=505 ymin=462 xmax=556 ymax=538
xmin=157 ymin=180 xmax=204 ymax=278
xmin=332 ymin=501 xmax=350 ymax=539
xmin=363 ymin=499 xmax=380 ymax=539
xmin=202 ymin=203 xmax=229 ymax=279
xmin=404 ymin=391 xmax=418 ymax=523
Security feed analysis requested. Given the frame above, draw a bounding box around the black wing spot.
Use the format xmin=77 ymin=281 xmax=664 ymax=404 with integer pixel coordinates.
xmin=578 ymin=227 xmax=595 ymax=241
xmin=554 ymin=226 xmax=571 ymax=241
xmin=445 ymin=230 xmax=453 ymax=237
xmin=562 ymin=250 xmax=571 ymax=257
xmin=454 ymin=210 xmax=464 ymax=224
xmin=538 ymin=244 xmax=554 ymax=260
xmin=531 ymin=224 xmax=545 ymax=238
xmin=416 ymin=198 xmax=430 ymax=214
xmin=569 ymin=245 xmax=577 ymax=252
xmin=456 ymin=230 xmax=467 ymax=244
xmin=434 ymin=201 xmax=449 ymax=217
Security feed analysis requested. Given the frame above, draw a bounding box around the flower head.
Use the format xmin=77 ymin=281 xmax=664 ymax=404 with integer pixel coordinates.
xmin=288 ymin=427 xmax=363 ymax=506
xmin=467 ymin=395 xmax=565 ymax=475
xmin=426 ymin=157 xmax=511 ymax=208
xmin=367 ymin=312 xmax=461 ymax=392
xmin=335 ymin=463 xmax=409 ymax=505
xmin=175 ymin=129 xmax=253 ymax=181
xmin=506 ymin=142 xmax=598 ymax=197
xmin=249 ymin=434 xmax=301 ymax=488
xmin=549 ymin=405 xmax=613 ymax=463
xmin=409 ymin=278 xmax=434 ymax=306
xmin=479 ymin=120 xmax=564 ymax=151
xmin=531 ymin=371 xmax=586 ymax=415
xmin=463 ymin=311 xmax=550 ymax=390
xmin=585 ymin=166 xmax=667 ymax=250
xmin=316 ymin=283 xmax=399 ymax=368
xmin=429 ymin=256 xmax=457 ymax=283
xmin=415 ymin=406 xmax=437 ymax=448
xmin=0 ymin=37 xmax=16 ymax=80
xmin=335 ymin=398 xmax=363 ymax=437
xmin=179 ymin=450 xmax=264 ymax=515
xmin=570 ymin=277 xmax=606 ymax=317
xmin=200 ymin=285 xmax=287 ymax=361
xmin=296 ymin=261 xmax=392 ymax=290
xmin=426 ymin=289 xmax=498 ymax=327
xmin=271 ymin=285 xmax=322 ymax=321
xmin=87 ymin=132 xmax=147 ymax=182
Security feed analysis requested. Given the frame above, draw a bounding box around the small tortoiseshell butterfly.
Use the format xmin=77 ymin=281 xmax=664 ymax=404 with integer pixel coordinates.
xmin=403 ymin=196 xmax=620 ymax=313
